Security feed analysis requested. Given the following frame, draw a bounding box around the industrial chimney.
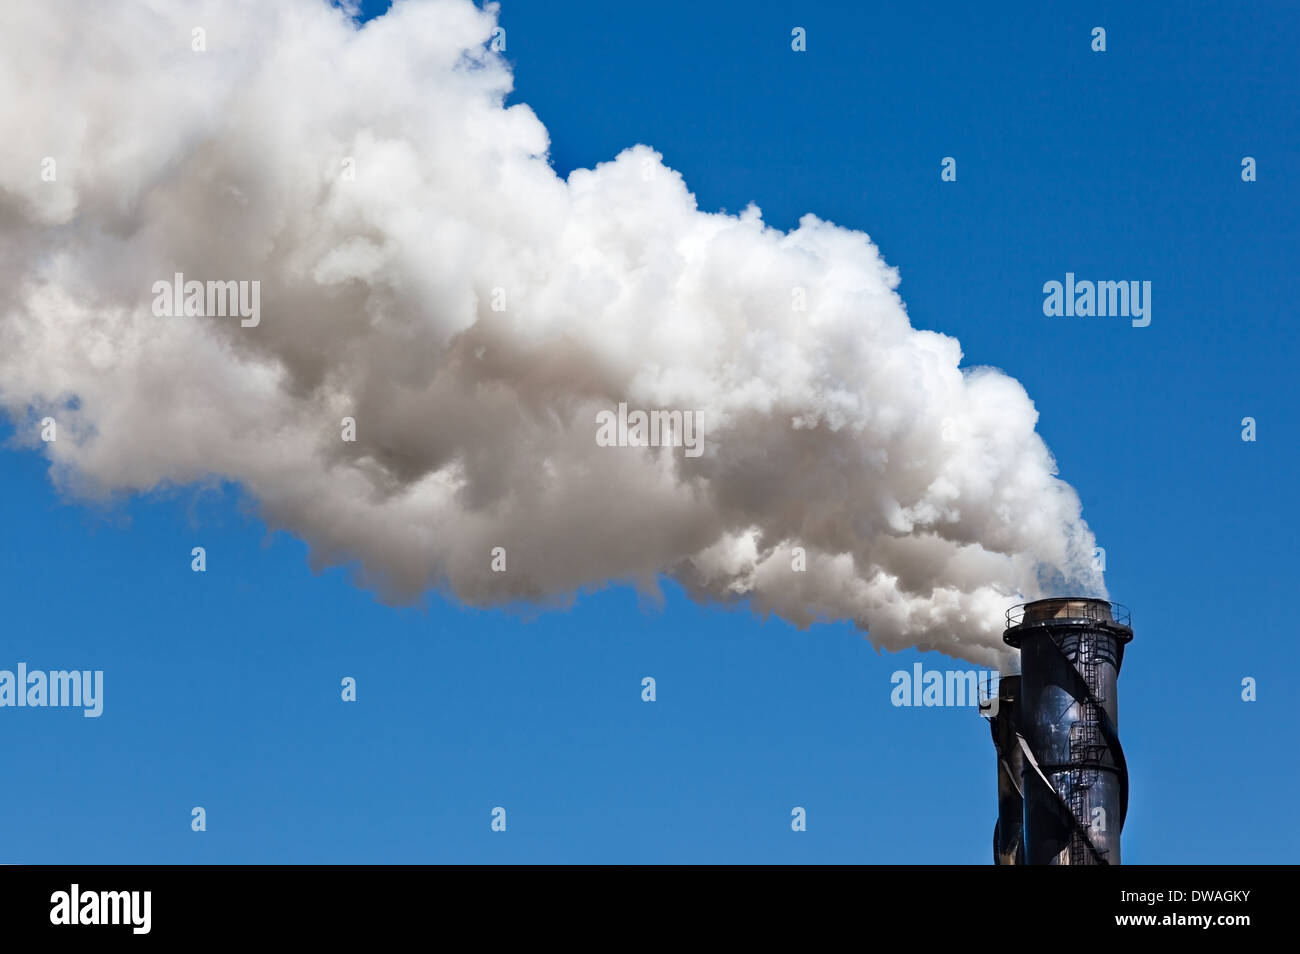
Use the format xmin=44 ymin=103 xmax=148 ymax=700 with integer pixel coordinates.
xmin=985 ymin=598 xmax=1133 ymax=865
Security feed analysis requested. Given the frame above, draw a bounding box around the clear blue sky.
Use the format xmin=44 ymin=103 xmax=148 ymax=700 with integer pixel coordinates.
xmin=2 ymin=0 xmax=1297 ymax=863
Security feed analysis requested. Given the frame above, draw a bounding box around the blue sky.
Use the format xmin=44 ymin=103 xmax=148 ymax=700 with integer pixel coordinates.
xmin=3 ymin=0 xmax=1297 ymax=862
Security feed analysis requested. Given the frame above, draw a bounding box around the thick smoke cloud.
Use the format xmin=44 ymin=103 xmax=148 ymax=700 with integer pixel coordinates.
xmin=0 ymin=0 xmax=1104 ymax=666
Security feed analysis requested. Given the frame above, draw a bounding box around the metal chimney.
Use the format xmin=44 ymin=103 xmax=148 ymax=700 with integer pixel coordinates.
xmin=995 ymin=597 xmax=1133 ymax=865
xmin=985 ymin=673 xmax=1025 ymax=865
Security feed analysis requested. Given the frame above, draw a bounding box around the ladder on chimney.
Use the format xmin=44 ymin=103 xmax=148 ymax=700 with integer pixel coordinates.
xmin=1067 ymin=632 xmax=1109 ymax=865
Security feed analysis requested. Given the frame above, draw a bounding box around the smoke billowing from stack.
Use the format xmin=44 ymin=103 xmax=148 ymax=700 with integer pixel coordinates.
xmin=987 ymin=598 xmax=1133 ymax=865
xmin=0 ymin=0 xmax=1105 ymax=666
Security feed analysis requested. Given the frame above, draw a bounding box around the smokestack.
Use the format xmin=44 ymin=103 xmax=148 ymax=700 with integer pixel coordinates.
xmin=992 ymin=598 xmax=1133 ymax=865
xmin=985 ymin=672 xmax=1025 ymax=865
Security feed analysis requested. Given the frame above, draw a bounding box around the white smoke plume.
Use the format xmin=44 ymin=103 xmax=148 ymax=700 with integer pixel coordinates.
xmin=0 ymin=0 xmax=1104 ymax=667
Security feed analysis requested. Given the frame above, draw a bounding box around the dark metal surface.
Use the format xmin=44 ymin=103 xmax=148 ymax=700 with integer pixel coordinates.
xmin=988 ymin=675 xmax=1025 ymax=865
